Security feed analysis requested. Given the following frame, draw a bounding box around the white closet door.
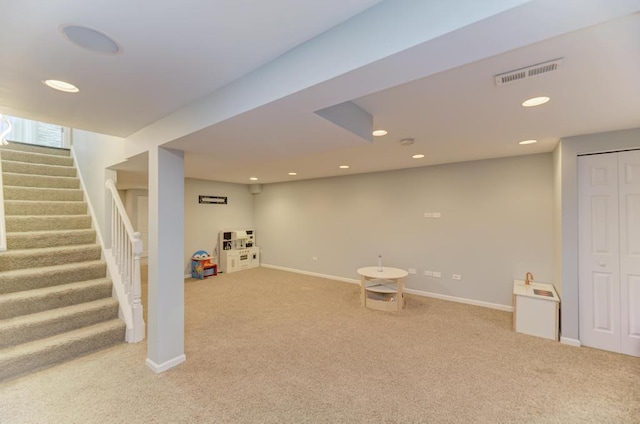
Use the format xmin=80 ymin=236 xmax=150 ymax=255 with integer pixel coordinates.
xmin=578 ymin=153 xmax=621 ymax=353
xmin=618 ymin=150 xmax=640 ymax=356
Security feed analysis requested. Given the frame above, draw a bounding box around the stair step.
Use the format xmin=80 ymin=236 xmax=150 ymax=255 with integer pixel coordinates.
xmin=3 ymin=186 xmax=83 ymax=201
xmin=0 ymin=297 xmax=119 ymax=349
xmin=0 ymin=244 xmax=102 ymax=271
xmin=0 ymin=142 xmax=70 ymax=157
xmin=1 ymin=172 xmax=79 ymax=189
xmin=0 ymin=260 xmax=107 ymax=294
xmin=0 ymin=319 xmax=125 ymax=382
xmin=4 ymin=200 xmax=87 ymax=216
xmin=5 ymin=214 xmax=91 ymax=231
xmin=0 ymin=149 xmax=73 ymax=167
xmin=0 ymin=278 xmax=113 ymax=320
xmin=0 ymin=159 xmax=76 ymax=177
xmin=6 ymin=228 xmax=96 ymax=249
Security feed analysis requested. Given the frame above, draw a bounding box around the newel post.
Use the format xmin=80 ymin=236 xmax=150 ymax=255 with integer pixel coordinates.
xmin=131 ymin=231 xmax=145 ymax=342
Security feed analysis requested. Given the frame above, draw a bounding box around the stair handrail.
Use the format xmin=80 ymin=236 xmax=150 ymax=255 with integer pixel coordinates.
xmin=105 ymin=179 xmax=145 ymax=343
xmin=0 ymin=114 xmax=11 ymax=252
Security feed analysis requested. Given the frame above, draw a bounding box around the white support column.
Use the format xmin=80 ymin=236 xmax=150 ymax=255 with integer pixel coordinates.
xmin=146 ymin=146 xmax=186 ymax=373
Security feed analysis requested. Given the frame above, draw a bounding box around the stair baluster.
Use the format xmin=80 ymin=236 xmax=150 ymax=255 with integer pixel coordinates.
xmin=105 ymin=179 xmax=145 ymax=343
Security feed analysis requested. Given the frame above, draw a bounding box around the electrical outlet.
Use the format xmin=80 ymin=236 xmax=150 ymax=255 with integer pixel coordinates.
xmin=424 ymin=212 xmax=432 ymax=218
xmin=433 ymin=271 xmax=441 ymax=278
xmin=424 ymin=270 xmax=433 ymax=276
xmin=452 ymin=274 xmax=461 ymax=280
xmin=408 ymin=268 xmax=416 ymax=274
xmin=312 ymin=256 xmax=318 ymax=261
xmin=432 ymin=212 xmax=441 ymax=218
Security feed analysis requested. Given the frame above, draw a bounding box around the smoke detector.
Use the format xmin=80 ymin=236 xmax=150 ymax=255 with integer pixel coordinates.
xmin=495 ymin=58 xmax=563 ymax=86
xmin=399 ymin=138 xmax=415 ymax=146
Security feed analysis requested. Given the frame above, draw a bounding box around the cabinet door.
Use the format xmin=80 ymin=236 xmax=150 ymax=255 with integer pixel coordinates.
xmin=578 ymin=153 xmax=621 ymax=353
xmin=619 ymin=150 xmax=640 ymax=357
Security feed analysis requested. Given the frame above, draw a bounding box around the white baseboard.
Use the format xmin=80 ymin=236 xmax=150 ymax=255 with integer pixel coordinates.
xmin=146 ymin=354 xmax=186 ymax=373
xmin=560 ymin=337 xmax=581 ymax=347
xmin=261 ymin=263 xmax=512 ymax=312
xmin=261 ymin=263 xmax=360 ymax=285
xmin=403 ymin=288 xmax=513 ymax=312
xmin=184 ymin=274 xmax=191 ymax=279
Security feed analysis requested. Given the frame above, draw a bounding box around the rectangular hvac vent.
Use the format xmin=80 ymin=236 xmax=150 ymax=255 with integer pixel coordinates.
xmin=495 ymin=58 xmax=563 ymax=86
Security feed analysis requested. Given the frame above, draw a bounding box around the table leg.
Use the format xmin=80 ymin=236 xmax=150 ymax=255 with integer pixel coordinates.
xmin=360 ymin=275 xmax=366 ymax=307
xmin=397 ymin=277 xmax=404 ymax=310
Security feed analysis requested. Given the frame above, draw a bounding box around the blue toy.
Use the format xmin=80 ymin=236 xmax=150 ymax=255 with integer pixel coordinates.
xmin=191 ymin=250 xmax=217 ymax=279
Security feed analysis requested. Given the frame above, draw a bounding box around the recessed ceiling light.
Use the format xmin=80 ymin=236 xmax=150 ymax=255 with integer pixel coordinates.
xmin=518 ymin=139 xmax=538 ymax=145
xmin=288 ymin=172 xmax=297 ymax=176
xmin=249 ymin=177 xmax=258 ymax=181
xmin=43 ymin=80 xmax=79 ymax=93
xmin=339 ymin=165 xmax=350 ymax=169
xmin=372 ymin=130 xmax=388 ymax=137
xmin=61 ymin=25 xmax=121 ymax=55
xmin=522 ymin=96 xmax=550 ymax=107
xmin=412 ymin=154 xmax=425 ymax=159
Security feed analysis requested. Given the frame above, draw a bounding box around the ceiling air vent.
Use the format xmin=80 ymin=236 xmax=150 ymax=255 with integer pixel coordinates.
xmin=495 ymin=58 xmax=563 ymax=86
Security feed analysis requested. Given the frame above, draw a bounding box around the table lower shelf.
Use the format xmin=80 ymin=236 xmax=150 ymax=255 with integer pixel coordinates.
xmin=364 ymin=294 xmax=402 ymax=311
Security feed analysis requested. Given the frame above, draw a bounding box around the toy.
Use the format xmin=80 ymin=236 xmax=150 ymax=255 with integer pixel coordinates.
xmin=191 ymin=250 xmax=217 ymax=279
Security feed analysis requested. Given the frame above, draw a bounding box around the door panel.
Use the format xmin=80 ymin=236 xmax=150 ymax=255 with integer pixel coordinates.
xmin=627 ymin=275 xmax=640 ymax=337
xmin=619 ymin=150 xmax=640 ymax=356
xmin=579 ymin=153 xmax=621 ymax=352
xmin=592 ymin=272 xmax=614 ymax=332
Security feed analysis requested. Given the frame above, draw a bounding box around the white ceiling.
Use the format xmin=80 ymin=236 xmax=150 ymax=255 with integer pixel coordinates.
xmin=2 ymin=1 xmax=639 ymax=185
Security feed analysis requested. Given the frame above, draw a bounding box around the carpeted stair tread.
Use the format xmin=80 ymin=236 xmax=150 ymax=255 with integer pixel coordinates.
xmin=0 ymin=141 xmax=126 ymax=381
xmin=1 ymin=172 xmax=79 ymax=189
xmin=0 ymin=260 xmax=107 ymax=294
xmin=0 ymin=243 xmax=102 ymax=271
xmin=0 ymin=278 xmax=112 ymax=320
xmin=0 ymin=297 xmax=119 ymax=349
xmin=0 ymin=159 xmax=76 ymax=177
xmin=3 ymin=186 xmax=83 ymax=201
xmin=0 ymin=141 xmax=70 ymax=157
xmin=4 ymin=199 xmax=87 ymax=216
xmin=0 ymin=149 xmax=73 ymax=166
xmin=6 ymin=228 xmax=96 ymax=249
xmin=0 ymin=319 xmax=125 ymax=382
xmin=5 ymin=214 xmax=91 ymax=231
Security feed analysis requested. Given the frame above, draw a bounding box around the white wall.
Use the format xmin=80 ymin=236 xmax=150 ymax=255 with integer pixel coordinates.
xmin=254 ymin=153 xmax=554 ymax=308
xmin=184 ymin=178 xmax=254 ymax=273
xmin=558 ymin=127 xmax=640 ymax=342
xmin=72 ymin=129 xmax=126 ymax=246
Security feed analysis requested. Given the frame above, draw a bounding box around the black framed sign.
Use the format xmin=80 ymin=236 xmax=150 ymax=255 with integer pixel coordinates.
xmin=199 ymin=195 xmax=227 ymax=204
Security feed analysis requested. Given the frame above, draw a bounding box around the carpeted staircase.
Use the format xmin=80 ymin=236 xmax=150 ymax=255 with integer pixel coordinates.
xmin=0 ymin=142 xmax=125 ymax=382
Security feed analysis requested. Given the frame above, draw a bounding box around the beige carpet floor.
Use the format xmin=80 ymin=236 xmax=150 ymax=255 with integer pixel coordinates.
xmin=0 ymin=267 xmax=638 ymax=423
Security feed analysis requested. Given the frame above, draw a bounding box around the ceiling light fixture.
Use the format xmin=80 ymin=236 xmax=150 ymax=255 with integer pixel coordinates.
xmin=412 ymin=154 xmax=425 ymax=159
xmin=61 ymin=25 xmax=121 ymax=55
xmin=518 ymin=139 xmax=538 ymax=145
xmin=43 ymin=80 xmax=79 ymax=93
xmin=372 ymin=130 xmax=388 ymax=137
xmin=339 ymin=165 xmax=350 ymax=169
xmin=249 ymin=177 xmax=258 ymax=181
xmin=522 ymin=96 xmax=550 ymax=107
xmin=288 ymin=172 xmax=297 ymax=176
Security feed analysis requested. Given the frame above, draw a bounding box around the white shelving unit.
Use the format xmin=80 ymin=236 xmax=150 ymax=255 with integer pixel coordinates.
xmin=218 ymin=229 xmax=259 ymax=273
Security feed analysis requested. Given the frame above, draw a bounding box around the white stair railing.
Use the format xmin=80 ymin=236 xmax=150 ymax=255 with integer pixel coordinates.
xmin=106 ymin=179 xmax=145 ymax=343
xmin=0 ymin=114 xmax=12 ymax=252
